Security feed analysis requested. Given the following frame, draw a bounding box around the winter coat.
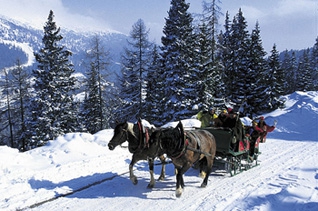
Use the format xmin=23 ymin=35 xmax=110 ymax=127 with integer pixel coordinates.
xmin=197 ymin=111 xmax=217 ymax=128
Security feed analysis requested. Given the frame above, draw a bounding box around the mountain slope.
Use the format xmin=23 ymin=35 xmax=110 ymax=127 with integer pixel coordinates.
xmin=0 ymin=16 xmax=128 ymax=80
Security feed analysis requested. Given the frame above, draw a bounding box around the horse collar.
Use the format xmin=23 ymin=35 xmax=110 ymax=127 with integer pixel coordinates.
xmin=137 ymin=121 xmax=150 ymax=149
xmin=170 ymin=131 xmax=189 ymax=159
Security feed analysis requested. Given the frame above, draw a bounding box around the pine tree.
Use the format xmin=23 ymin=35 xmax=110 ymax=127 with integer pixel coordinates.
xmin=244 ymin=22 xmax=269 ymax=117
xmin=218 ymin=11 xmax=231 ymax=99
xmin=267 ymin=44 xmax=284 ymax=109
xmin=199 ymin=0 xmax=224 ymax=106
xmin=81 ymin=63 xmax=101 ymax=133
xmin=1 ymin=70 xmax=15 ymax=148
xmin=297 ymin=48 xmax=314 ymax=91
xmin=159 ymin=0 xmax=198 ymax=123
xmin=196 ymin=22 xmax=215 ymax=108
xmin=143 ymin=45 xmax=162 ymax=126
xmin=202 ymin=0 xmax=222 ymax=62
xmin=226 ymin=9 xmax=251 ymax=108
xmin=118 ymin=19 xmax=153 ymax=122
xmin=81 ymin=35 xmax=111 ymax=133
xmin=25 ymin=10 xmax=77 ymax=147
xmin=281 ymin=50 xmax=297 ymax=94
xmin=11 ymin=59 xmax=31 ymax=151
xmin=0 ymin=60 xmax=31 ymax=150
xmin=310 ymin=37 xmax=318 ymax=90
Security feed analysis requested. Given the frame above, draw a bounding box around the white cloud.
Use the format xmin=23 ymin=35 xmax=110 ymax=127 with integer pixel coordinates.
xmin=273 ymin=0 xmax=317 ymax=17
xmin=0 ymin=0 xmax=115 ymax=32
xmin=0 ymin=0 xmax=62 ymax=28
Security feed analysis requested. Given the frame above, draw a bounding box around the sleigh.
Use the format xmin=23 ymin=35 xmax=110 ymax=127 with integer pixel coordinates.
xmin=201 ymin=126 xmax=261 ymax=176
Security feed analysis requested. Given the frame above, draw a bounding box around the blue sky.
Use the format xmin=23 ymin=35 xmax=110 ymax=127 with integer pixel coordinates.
xmin=0 ymin=0 xmax=317 ymax=53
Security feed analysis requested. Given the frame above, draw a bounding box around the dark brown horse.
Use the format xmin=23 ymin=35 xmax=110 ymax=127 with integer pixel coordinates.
xmin=108 ymin=119 xmax=166 ymax=188
xmin=150 ymin=121 xmax=216 ymax=197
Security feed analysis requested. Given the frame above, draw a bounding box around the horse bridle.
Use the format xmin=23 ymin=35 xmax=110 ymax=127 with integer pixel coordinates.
xmin=117 ymin=128 xmax=129 ymax=148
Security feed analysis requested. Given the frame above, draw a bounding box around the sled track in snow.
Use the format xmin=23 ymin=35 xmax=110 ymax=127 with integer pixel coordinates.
xmin=18 ymin=170 xmax=131 ymax=210
xmin=18 ymin=140 xmax=315 ymax=210
xmin=174 ymin=140 xmax=316 ymax=210
xmin=17 ymin=160 xmax=171 ymax=210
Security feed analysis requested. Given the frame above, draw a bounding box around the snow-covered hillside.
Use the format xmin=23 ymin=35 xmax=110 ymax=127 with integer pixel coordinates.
xmin=0 ymin=16 xmax=127 ymax=79
xmin=0 ymin=91 xmax=317 ymax=211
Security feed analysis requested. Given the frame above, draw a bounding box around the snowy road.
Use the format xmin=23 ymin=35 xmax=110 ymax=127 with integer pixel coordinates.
xmin=28 ymin=138 xmax=318 ymax=211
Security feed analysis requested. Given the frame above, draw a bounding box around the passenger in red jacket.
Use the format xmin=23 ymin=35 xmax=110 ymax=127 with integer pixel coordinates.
xmin=257 ymin=116 xmax=276 ymax=142
xmin=248 ymin=121 xmax=263 ymax=160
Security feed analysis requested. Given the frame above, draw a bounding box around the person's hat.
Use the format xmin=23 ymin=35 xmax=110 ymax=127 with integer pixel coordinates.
xmin=227 ymin=108 xmax=233 ymax=112
xmin=222 ymin=109 xmax=227 ymax=113
xmin=209 ymin=107 xmax=216 ymax=111
xmin=202 ymin=105 xmax=208 ymax=111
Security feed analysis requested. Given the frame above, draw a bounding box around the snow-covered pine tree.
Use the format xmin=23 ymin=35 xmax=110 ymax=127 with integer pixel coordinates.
xmin=244 ymin=22 xmax=269 ymax=117
xmin=218 ymin=11 xmax=231 ymax=98
xmin=196 ymin=22 xmax=215 ymax=108
xmin=0 ymin=59 xmax=31 ymax=150
xmin=226 ymin=9 xmax=251 ymax=109
xmin=81 ymin=63 xmax=102 ymax=134
xmin=1 ymin=70 xmax=15 ymax=148
xmin=198 ymin=0 xmax=225 ymax=107
xmin=81 ymin=35 xmax=112 ymax=133
xmin=297 ymin=48 xmax=314 ymax=91
xmin=118 ymin=19 xmax=153 ymax=122
xmin=281 ymin=50 xmax=297 ymax=94
xmin=143 ymin=45 xmax=163 ymax=126
xmin=159 ymin=0 xmax=198 ymax=123
xmin=26 ymin=10 xmax=77 ymax=146
xmin=310 ymin=37 xmax=318 ymax=90
xmin=10 ymin=59 xmax=31 ymax=151
xmin=267 ymin=44 xmax=284 ymax=109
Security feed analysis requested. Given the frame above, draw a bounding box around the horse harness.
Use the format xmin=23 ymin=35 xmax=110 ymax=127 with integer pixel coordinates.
xmin=169 ymin=129 xmax=211 ymax=159
xmin=137 ymin=120 xmax=150 ymax=149
xmin=185 ymin=131 xmax=212 ymax=157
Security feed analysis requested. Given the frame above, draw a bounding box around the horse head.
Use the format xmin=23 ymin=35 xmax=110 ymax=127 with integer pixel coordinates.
xmin=108 ymin=122 xmax=135 ymax=150
xmin=150 ymin=122 xmax=185 ymax=157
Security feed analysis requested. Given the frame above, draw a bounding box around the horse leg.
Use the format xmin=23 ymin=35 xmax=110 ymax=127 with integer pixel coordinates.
xmin=201 ymin=157 xmax=213 ymax=188
xmin=175 ymin=170 xmax=183 ymax=198
xmin=175 ymin=164 xmax=190 ymax=197
xmin=129 ymin=154 xmax=138 ymax=185
xmin=198 ymin=157 xmax=207 ymax=179
xmin=147 ymin=158 xmax=155 ymax=189
xmin=158 ymin=154 xmax=166 ymax=181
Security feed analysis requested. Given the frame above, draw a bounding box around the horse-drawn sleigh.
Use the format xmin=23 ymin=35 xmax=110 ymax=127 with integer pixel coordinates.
xmin=108 ymin=116 xmax=265 ymax=197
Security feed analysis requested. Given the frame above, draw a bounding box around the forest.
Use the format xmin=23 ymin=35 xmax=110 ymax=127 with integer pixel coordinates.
xmin=0 ymin=0 xmax=317 ymax=151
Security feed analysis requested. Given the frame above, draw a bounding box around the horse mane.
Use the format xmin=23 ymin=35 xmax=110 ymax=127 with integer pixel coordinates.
xmin=126 ymin=122 xmax=138 ymax=140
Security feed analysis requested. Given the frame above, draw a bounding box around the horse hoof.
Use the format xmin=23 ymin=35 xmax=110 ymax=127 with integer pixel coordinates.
xmin=199 ymin=171 xmax=206 ymax=179
xmin=200 ymin=183 xmax=207 ymax=188
xmin=131 ymin=177 xmax=138 ymax=185
xmin=147 ymin=184 xmax=154 ymax=189
xmin=176 ymin=188 xmax=183 ymax=198
xmin=158 ymin=176 xmax=165 ymax=181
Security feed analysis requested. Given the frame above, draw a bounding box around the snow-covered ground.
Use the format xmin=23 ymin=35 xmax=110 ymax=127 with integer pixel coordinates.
xmin=0 ymin=91 xmax=317 ymax=211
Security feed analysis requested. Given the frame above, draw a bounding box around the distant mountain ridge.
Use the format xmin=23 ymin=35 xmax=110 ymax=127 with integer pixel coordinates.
xmin=0 ymin=16 xmax=128 ymax=81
